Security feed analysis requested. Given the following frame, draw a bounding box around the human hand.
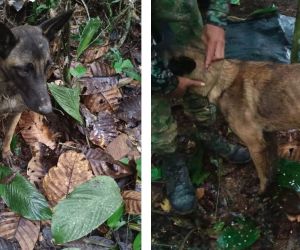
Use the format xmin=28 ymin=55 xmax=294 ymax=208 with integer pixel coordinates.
xmin=202 ymin=24 xmax=225 ymax=69
xmin=169 ymin=76 xmax=205 ymax=98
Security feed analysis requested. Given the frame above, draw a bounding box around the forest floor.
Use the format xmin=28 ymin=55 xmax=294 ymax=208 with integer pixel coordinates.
xmin=0 ymin=0 xmax=141 ymax=249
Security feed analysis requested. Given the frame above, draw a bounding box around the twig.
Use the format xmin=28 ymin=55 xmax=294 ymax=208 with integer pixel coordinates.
xmin=116 ymin=5 xmax=132 ymax=49
xmin=80 ymin=0 xmax=90 ymax=20
xmin=214 ymin=158 xmax=222 ymax=217
xmin=179 ymin=228 xmax=198 ymax=250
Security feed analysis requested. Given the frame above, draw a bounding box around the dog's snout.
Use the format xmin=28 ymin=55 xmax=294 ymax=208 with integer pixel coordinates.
xmin=38 ymin=102 xmax=52 ymax=114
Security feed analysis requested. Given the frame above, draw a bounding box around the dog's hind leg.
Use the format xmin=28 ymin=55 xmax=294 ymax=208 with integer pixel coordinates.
xmin=229 ymin=122 xmax=272 ymax=193
xmin=2 ymin=113 xmax=21 ymax=166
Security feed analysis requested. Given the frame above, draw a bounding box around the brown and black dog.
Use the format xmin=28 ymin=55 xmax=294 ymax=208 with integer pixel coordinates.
xmin=0 ymin=11 xmax=72 ymax=162
xmin=168 ymin=46 xmax=300 ymax=194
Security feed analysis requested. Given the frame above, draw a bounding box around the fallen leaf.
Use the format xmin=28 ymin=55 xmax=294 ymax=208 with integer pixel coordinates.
xmin=0 ymin=211 xmax=40 ymax=250
xmin=122 ymin=190 xmax=141 ymax=215
xmin=80 ymin=77 xmax=119 ymax=95
xmin=83 ymin=42 xmax=110 ymax=63
xmin=160 ymin=198 xmax=171 ymax=213
xmin=196 ymin=187 xmax=205 ymax=200
xmin=27 ymin=153 xmax=46 ymax=186
xmin=43 ymin=151 xmax=94 ymax=204
xmin=90 ymin=61 xmax=116 ymax=76
xmin=19 ymin=111 xmax=58 ymax=149
xmin=117 ymin=96 xmax=141 ymax=124
xmin=85 ymin=148 xmax=132 ymax=178
xmin=106 ymin=133 xmax=133 ymax=160
xmin=83 ymin=86 xmax=122 ymax=113
xmin=89 ymin=112 xmax=118 ymax=148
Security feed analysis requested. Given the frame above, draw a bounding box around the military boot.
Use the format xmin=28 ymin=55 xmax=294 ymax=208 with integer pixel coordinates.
xmin=162 ymin=153 xmax=196 ymax=214
xmin=198 ymin=131 xmax=251 ymax=164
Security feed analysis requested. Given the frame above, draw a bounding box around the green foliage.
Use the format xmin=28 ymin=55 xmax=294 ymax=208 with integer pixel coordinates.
xmin=0 ymin=166 xmax=52 ymax=220
xmin=107 ymin=205 xmax=126 ymax=230
xmin=10 ymin=134 xmax=21 ymax=156
xmin=110 ymin=49 xmax=141 ymax=81
xmin=48 ymin=83 xmax=83 ymax=124
xmin=216 ymin=217 xmax=260 ymax=250
xmin=248 ymin=5 xmax=277 ymax=18
xmin=189 ymin=146 xmax=209 ymax=185
xmin=28 ymin=0 xmax=59 ymax=23
xmin=69 ymin=64 xmax=87 ymax=78
xmin=52 ymin=176 xmax=123 ymax=244
xmin=77 ymin=17 xmax=102 ymax=59
xmin=151 ymin=166 xmax=162 ymax=181
xmin=136 ymin=158 xmax=141 ymax=178
xmin=133 ymin=232 xmax=141 ymax=250
xmin=277 ymin=158 xmax=300 ymax=191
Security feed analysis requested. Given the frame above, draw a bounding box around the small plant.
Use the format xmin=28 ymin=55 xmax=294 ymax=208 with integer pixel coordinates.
xmin=110 ymin=48 xmax=141 ymax=81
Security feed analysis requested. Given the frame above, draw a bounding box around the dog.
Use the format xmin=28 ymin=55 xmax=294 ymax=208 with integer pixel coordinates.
xmin=167 ymin=46 xmax=300 ymax=193
xmin=0 ymin=11 xmax=72 ymax=163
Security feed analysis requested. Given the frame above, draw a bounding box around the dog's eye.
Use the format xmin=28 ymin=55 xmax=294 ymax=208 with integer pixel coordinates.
xmin=14 ymin=63 xmax=34 ymax=76
xmin=25 ymin=63 xmax=34 ymax=72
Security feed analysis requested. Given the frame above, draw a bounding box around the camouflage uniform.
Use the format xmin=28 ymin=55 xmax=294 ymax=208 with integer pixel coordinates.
xmin=152 ymin=0 xmax=235 ymax=155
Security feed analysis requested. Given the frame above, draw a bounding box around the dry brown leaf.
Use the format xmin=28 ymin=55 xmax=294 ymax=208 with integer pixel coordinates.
xmin=43 ymin=151 xmax=94 ymax=204
xmin=0 ymin=212 xmax=40 ymax=250
xmin=83 ymin=42 xmax=110 ymax=63
xmin=122 ymin=190 xmax=141 ymax=215
xmin=80 ymin=77 xmax=119 ymax=95
xmin=90 ymin=61 xmax=116 ymax=76
xmin=83 ymin=94 xmax=113 ymax=113
xmin=83 ymin=86 xmax=121 ymax=113
xmin=18 ymin=111 xmax=58 ymax=149
xmin=85 ymin=148 xmax=132 ymax=178
xmin=106 ymin=133 xmax=133 ymax=160
xmin=27 ymin=153 xmax=46 ymax=186
xmin=160 ymin=198 xmax=171 ymax=213
xmin=278 ymin=144 xmax=300 ymax=162
xmin=117 ymin=96 xmax=141 ymax=124
xmin=89 ymin=112 xmax=118 ymax=148
xmin=196 ymin=187 xmax=205 ymax=200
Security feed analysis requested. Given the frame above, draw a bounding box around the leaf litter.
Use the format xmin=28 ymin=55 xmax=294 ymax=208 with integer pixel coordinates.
xmin=0 ymin=0 xmax=141 ymax=249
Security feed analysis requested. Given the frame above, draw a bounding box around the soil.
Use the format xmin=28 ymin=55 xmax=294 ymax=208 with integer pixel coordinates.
xmin=152 ymin=1 xmax=300 ymax=249
xmin=230 ymin=0 xmax=297 ymax=17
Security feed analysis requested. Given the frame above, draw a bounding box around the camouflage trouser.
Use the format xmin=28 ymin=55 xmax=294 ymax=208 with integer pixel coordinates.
xmin=152 ymin=93 xmax=221 ymax=155
xmin=152 ymin=0 xmax=234 ymax=156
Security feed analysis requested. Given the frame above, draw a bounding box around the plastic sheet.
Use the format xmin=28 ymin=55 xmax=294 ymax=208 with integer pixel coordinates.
xmin=225 ymin=14 xmax=295 ymax=63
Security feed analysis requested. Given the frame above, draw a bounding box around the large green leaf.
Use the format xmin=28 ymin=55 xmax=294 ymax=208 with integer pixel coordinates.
xmin=217 ymin=217 xmax=260 ymax=250
xmin=188 ymin=146 xmax=209 ymax=185
xmin=133 ymin=232 xmax=141 ymax=250
xmin=48 ymin=83 xmax=83 ymax=124
xmin=77 ymin=17 xmax=102 ymax=59
xmin=52 ymin=176 xmax=123 ymax=244
xmin=0 ymin=166 xmax=52 ymax=220
xmin=107 ymin=204 xmax=125 ymax=230
xmin=277 ymin=158 xmax=300 ymax=191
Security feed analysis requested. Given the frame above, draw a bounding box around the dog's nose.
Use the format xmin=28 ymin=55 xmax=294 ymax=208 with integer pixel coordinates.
xmin=38 ymin=102 xmax=52 ymax=114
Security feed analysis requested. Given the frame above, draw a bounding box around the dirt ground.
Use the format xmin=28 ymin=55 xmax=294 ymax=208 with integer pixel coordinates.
xmin=151 ymin=1 xmax=300 ymax=249
xmin=230 ymin=0 xmax=297 ymax=17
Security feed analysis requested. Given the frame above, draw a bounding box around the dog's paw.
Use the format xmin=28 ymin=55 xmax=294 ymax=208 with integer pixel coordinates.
xmin=1 ymin=150 xmax=17 ymax=170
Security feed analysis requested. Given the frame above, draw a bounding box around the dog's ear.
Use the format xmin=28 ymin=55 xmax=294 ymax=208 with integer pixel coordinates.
xmin=39 ymin=10 xmax=73 ymax=41
xmin=0 ymin=23 xmax=18 ymax=59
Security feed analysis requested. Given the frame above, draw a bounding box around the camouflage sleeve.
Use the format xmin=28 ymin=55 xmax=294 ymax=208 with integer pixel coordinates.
xmin=151 ymin=49 xmax=179 ymax=95
xmin=206 ymin=0 xmax=230 ymax=28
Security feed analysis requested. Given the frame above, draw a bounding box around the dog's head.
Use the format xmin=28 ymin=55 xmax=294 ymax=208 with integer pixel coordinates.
xmin=0 ymin=11 xmax=72 ymax=115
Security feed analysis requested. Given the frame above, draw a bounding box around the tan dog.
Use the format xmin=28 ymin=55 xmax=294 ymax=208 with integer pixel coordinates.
xmin=168 ymin=46 xmax=299 ymax=193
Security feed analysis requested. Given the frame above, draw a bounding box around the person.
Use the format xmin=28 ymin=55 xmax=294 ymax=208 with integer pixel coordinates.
xmin=152 ymin=0 xmax=250 ymax=213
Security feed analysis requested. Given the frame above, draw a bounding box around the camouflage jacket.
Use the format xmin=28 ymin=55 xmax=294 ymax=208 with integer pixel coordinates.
xmin=152 ymin=0 xmax=237 ymax=94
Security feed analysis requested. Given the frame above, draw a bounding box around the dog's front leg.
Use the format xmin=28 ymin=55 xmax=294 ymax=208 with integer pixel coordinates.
xmin=2 ymin=113 xmax=21 ymax=166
